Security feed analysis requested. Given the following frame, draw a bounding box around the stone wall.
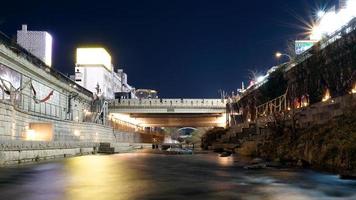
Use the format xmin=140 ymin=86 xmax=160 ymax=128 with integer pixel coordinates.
xmin=0 ymin=100 xmax=115 ymax=142
xmin=0 ymin=141 xmax=137 ymax=165
xmin=204 ymin=93 xmax=356 ymax=175
xmin=0 ymin=98 xmax=156 ymax=145
xmin=0 ymin=100 xmax=156 ymax=165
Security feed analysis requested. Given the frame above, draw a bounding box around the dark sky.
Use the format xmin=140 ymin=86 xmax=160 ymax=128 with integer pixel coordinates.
xmin=0 ymin=0 xmax=336 ymax=98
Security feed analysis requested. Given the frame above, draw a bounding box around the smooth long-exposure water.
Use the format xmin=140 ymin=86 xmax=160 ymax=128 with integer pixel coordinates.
xmin=0 ymin=153 xmax=355 ymax=200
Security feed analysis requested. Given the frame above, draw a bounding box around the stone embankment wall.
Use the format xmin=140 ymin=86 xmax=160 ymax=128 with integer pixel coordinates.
xmin=0 ymin=99 xmax=152 ymax=143
xmin=0 ymin=141 xmax=99 ymax=165
xmin=203 ymin=94 xmax=356 ymax=175
xmin=0 ymin=100 xmax=112 ymax=142
xmin=0 ymin=141 xmax=153 ymax=165
xmin=0 ymin=101 xmax=154 ymax=165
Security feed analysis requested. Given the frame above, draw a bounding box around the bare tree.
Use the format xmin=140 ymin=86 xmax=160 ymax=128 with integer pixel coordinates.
xmin=247 ymin=69 xmax=260 ymax=82
xmin=285 ymin=39 xmax=297 ymax=61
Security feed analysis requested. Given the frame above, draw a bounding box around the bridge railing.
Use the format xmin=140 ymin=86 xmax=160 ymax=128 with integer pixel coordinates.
xmin=109 ymin=99 xmax=227 ymax=108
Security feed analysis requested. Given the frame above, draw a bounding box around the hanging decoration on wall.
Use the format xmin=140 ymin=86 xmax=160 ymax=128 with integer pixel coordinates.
xmin=0 ymin=78 xmax=12 ymax=95
xmin=30 ymin=82 xmax=54 ymax=103
xmin=14 ymin=80 xmax=31 ymax=94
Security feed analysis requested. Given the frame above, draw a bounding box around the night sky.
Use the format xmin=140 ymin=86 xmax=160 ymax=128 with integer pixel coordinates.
xmin=0 ymin=0 xmax=336 ymax=98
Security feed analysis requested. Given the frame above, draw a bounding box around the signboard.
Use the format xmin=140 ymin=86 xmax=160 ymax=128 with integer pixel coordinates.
xmin=76 ymin=48 xmax=112 ymax=72
xmin=295 ymin=40 xmax=316 ymax=55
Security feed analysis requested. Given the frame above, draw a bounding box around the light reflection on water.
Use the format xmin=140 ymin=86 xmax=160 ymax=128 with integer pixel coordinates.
xmin=217 ymin=156 xmax=234 ymax=167
xmin=0 ymin=153 xmax=355 ymax=200
xmin=64 ymin=155 xmax=151 ymax=200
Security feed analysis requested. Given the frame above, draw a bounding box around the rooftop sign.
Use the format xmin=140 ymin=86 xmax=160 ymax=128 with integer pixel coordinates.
xmin=76 ymin=48 xmax=112 ymax=71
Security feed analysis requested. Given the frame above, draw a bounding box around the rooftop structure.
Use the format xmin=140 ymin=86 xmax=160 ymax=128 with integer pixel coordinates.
xmin=17 ymin=25 xmax=52 ymax=66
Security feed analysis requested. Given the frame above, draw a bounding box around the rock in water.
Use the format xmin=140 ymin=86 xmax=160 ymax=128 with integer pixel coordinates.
xmin=244 ymin=163 xmax=267 ymax=170
xmin=339 ymin=173 xmax=356 ymax=180
xmin=220 ymin=152 xmax=232 ymax=157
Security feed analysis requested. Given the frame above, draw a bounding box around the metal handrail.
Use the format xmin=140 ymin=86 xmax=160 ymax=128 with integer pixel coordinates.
xmin=256 ymin=93 xmax=287 ymax=118
xmin=109 ymin=99 xmax=227 ymax=109
xmin=0 ymin=84 xmax=64 ymax=119
xmin=109 ymin=105 xmax=226 ymax=109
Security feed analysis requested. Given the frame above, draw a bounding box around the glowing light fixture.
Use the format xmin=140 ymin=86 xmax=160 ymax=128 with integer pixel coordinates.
xmin=25 ymin=123 xmax=53 ymax=141
xmin=74 ymin=130 xmax=81 ymax=137
xmin=322 ymin=89 xmax=331 ymax=102
xmin=111 ymin=113 xmax=143 ymax=126
xmin=25 ymin=129 xmax=36 ymax=141
xmin=351 ymin=83 xmax=356 ymax=94
xmin=216 ymin=115 xmax=227 ymax=127
xmin=275 ymin=52 xmax=292 ymax=61
xmin=256 ymin=76 xmax=265 ymax=83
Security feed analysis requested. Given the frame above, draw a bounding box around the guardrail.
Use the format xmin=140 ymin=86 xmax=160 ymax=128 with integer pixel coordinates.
xmin=0 ymin=90 xmax=64 ymax=119
xmin=17 ymin=93 xmax=63 ymax=118
xmin=109 ymin=99 xmax=227 ymax=109
xmin=256 ymin=93 xmax=287 ymax=118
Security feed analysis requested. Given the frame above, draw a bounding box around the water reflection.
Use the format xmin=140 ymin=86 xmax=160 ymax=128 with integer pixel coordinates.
xmin=64 ymin=155 xmax=151 ymax=200
xmin=217 ymin=156 xmax=234 ymax=167
xmin=0 ymin=153 xmax=355 ymax=200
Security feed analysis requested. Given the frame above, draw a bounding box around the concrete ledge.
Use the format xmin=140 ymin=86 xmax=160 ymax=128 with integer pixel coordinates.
xmin=131 ymin=143 xmax=154 ymax=149
xmin=0 ymin=147 xmax=95 ymax=165
xmin=0 ymin=140 xmax=100 ymax=151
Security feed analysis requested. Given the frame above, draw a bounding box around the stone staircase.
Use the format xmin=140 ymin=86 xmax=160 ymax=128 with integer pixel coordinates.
xmin=98 ymin=142 xmax=138 ymax=154
xmin=98 ymin=143 xmax=115 ymax=154
xmin=220 ymin=122 xmax=254 ymax=143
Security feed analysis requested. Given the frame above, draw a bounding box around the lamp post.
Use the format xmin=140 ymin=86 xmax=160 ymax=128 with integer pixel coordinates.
xmin=275 ymin=52 xmax=292 ymax=62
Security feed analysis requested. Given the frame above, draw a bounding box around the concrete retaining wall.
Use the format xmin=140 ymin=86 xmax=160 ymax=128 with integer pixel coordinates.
xmin=0 ymin=101 xmax=153 ymax=165
xmin=0 ymin=100 xmax=146 ymax=144
xmin=0 ymin=148 xmax=81 ymax=165
xmin=0 ymin=141 xmax=144 ymax=165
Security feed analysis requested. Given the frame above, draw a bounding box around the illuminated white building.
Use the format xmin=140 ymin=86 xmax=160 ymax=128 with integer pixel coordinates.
xmin=75 ymin=48 xmax=135 ymax=99
xmin=17 ymin=24 xmax=52 ymax=66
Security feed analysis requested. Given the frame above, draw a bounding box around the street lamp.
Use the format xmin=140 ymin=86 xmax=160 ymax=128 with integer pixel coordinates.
xmin=275 ymin=52 xmax=292 ymax=61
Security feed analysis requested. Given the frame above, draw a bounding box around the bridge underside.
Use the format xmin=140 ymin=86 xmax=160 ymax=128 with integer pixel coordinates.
xmin=112 ymin=113 xmax=226 ymax=127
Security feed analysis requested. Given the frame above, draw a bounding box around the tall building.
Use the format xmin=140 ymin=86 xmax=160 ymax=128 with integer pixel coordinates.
xmin=75 ymin=47 xmax=135 ymax=99
xmin=17 ymin=25 xmax=52 ymax=66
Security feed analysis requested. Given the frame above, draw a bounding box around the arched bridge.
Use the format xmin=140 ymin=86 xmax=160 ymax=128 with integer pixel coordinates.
xmin=108 ymin=99 xmax=227 ymax=127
